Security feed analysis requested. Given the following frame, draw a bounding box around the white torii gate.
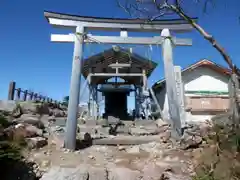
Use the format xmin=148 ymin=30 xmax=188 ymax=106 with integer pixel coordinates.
xmin=44 ymin=11 xmax=194 ymax=150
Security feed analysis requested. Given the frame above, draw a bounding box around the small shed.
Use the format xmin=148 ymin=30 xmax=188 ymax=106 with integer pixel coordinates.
xmin=152 ymin=59 xmax=231 ymax=122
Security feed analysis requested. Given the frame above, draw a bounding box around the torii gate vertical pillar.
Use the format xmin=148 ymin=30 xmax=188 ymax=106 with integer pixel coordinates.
xmin=161 ymin=28 xmax=182 ymax=138
xmin=65 ymin=26 xmax=84 ymax=150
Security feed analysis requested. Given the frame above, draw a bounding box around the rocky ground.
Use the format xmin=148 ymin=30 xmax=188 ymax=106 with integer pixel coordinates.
xmin=0 ymin=100 xmax=213 ymax=180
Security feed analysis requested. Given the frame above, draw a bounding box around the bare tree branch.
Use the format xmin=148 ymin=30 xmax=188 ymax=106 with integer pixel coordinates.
xmin=116 ymin=0 xmax=240 ymax=75
xmin=168 ymin=4 xmax=236 ymax=73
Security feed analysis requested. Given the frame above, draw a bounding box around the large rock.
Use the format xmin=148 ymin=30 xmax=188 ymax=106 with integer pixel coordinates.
xmin=25 ymin=124 xmax=43 ymax=137
xmin=14 ymin=114 xmax=44 ymax=129
xmin=3 ymin=125 xmax=37 ymax=141
xmin=130 ymin=126 xmax=159 ymax=136
xmin=50 ymin=109 xmax=65 ymax=117
xmin=108 ymin=167 xmax=142 ymax=180
xmin=88 ymin=167 xmax=108 ymax=180
xmin=160 ymin=172 xmax=191 ymax=180
xmin=141 ymin=163 xmax=165 ymax=180
xmin=116 ymin=126 xmax=130 ymax=134
xmin=26 ymin=137 xmax=48 ymax=149
xmin=107 ymin=116 xmax=120 ymax=125
xmin=40 ymin=166 xmax=89 ymax=180
xmin=0 ymin=100 xmax=16 ymax=113
xmin=20 ymin=102 xmax=49 ymax=115
xmin=180 ymin=132 xmax=202 ymax=150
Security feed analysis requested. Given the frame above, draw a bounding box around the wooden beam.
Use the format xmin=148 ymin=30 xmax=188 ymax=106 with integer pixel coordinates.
xmin=108 ymin=63 xmax=131 ymax=68
xmin=90 ymin=73 xmax=143 ymax=77
xmin=102 ymin=82 xmax=131 ymax=85
xmin=51 ymin=34 xmax=192 ymax=46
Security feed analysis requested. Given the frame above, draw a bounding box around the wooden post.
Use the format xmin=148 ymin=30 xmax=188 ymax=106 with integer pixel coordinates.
xmin=29 ymin=92 xmax=34 ymax=100
xmin=57 ymin=102 xmax=61 ymax=108
xmin=174 ymin=66 xmax=186 ymax=128
xmin=34 ymin=93 xmax=38 ymax=101
xmin=8 ymin=81 xmax=16 ymax=100
xmin=16 ymin=88 xmax=21 ymax=100
xmin=161 ymin=29 xmax=182 ymax=138
xmin=23 ymin=90 xmax=28 ymax=101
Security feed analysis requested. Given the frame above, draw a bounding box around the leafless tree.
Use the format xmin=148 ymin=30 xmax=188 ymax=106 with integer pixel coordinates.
xmin=117 ymin=0 xmax=239 ymax=74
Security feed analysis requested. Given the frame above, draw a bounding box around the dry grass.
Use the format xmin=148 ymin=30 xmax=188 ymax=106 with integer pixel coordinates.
xmin=193 ymin=122 xmax=240 ymax=180
xmin=0 ymin=114 xmax=37 ymax=179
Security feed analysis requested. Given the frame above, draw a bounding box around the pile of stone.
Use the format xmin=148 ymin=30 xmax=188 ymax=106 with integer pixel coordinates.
xmin=76 ymin=117 xmax=166 ymax=139
xmin=0 ymin=100 xmax=67 ymax=149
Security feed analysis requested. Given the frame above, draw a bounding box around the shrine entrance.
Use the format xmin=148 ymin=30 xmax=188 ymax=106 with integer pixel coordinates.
xmin=104 ymin=91 xmax=128 ymax=120
xmin=81 ymin=46 xmax=157 ymax=121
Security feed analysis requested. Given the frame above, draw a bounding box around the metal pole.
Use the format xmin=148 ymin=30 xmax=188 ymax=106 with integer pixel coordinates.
xmin=161 ymin=28 xmax=182 ymax=138
xmin=92 ymin=87 xmax=96 ymax=121
xmin=135 ymin=86 xmax=139 ymax=119
xmin=95 ymin=86 xmax=98 ymax=120
xmin=65 ymin=26 xmax=84 ymax=150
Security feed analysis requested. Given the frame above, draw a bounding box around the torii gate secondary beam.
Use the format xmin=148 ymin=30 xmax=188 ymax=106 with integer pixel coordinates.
xmin=44 ymin=11 xmax=196 ymax=32
xmin=51 ymin=34 xmax=192 ymax=46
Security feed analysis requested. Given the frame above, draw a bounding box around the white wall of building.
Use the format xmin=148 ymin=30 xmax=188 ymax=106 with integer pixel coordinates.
xmin=155 ymin=66 xmax=229 ymax=122
xmin=184 ymin=67 xmax=229 ymax=94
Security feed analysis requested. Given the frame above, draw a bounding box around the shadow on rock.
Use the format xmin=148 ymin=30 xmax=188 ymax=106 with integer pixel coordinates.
xmin=75 ymin=132 xmax=92 ymax=150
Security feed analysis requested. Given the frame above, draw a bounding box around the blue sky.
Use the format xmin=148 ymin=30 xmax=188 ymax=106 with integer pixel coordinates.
xmin=0 ymin=0 xmax=240 ymax=111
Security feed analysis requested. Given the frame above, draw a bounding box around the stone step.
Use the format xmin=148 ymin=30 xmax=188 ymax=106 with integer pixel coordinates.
xmin=133 ymin=120 xmax=156 ymax=126
xmin=78 ymin=125 xmax=110 ymax=135
xmin=92 ymin=135 xmax=160 ymax=145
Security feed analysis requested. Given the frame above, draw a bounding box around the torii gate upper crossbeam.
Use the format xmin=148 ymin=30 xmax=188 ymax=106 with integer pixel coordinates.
xmin=44 ymin=11 xmax=197 ymax=32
